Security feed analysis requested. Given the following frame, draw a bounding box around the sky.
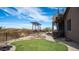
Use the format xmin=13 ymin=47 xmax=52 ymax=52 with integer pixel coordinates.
xmin=0 ymin=7 xmax=66 ymax=29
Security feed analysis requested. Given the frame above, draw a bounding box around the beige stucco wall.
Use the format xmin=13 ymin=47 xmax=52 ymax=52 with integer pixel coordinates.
xmin=65 ymin=7 xmax=79 ymax=42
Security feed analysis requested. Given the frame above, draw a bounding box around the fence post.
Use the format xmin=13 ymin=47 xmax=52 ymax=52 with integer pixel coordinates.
xmin=5 ymin=32 xmax=7 ymax=46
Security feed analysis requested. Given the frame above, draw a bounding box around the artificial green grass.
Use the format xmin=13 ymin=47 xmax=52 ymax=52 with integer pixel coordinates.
xmin=11 ymin=39 xmax=68 ymax=51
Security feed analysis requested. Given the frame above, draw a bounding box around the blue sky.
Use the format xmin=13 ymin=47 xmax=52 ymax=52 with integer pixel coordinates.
xmin=0 ymin=7 xmax=66 ymax=29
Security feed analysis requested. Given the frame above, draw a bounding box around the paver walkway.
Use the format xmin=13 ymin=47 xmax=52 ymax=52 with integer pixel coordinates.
xmin=53 ymin=38 xmax=79 ymax=51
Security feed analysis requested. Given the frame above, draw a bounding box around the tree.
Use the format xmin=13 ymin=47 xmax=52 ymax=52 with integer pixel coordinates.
xmin=43 ymin=27 xmax=51 ymax=32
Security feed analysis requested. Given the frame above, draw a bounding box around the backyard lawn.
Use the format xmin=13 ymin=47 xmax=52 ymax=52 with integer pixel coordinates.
xmin=11 ymin=39 xmax=68 ymax=51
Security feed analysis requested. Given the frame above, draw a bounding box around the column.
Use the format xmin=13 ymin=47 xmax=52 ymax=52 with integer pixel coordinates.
xmin=38 ymin=25 xmax=39 ymax=31
xmin=32 ymin=24 xmax=33 ymax=30
xmin=35 ymin=25 xmax=36 ymax=30
xmin=39 ymin=25 xmax=41 ymax=31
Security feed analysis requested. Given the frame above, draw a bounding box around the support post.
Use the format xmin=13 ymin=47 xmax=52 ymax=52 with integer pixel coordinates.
xmin=35 ymin=25 xmax=36 ymax=30
xmin=5 ymin=32 xmax=7 ymax=46
xmin=32 ymin=24 xmax=33 ymax=30
xmin=39 ymin=25 xmax=41 ymax=31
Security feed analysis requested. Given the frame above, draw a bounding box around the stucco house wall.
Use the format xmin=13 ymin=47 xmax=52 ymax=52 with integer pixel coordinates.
xmin=65 ymin=7 xmax=79 ymax=42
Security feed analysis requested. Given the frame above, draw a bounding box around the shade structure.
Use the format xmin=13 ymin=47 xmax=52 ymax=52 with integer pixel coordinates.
xmin=31 ymin=22 xmax=41 ymax=31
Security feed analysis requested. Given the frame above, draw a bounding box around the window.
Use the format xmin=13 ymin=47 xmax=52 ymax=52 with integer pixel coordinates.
xmin=67 ymin=19 xmax=71 ymax=31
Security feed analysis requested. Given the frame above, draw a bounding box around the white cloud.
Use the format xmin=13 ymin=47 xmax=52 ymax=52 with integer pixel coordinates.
xmin=16 ymin=7 xmax=51 ymax=22
xmin=0 ymin=7 xmax=52 ymax=22
xmin=0 ymin=7 xmax=17 ymax=16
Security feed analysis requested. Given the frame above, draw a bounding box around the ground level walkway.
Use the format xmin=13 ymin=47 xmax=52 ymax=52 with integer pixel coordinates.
xmin=6 ymin=32 xmax=79 ymax=51
xmin=55 ymin=38 xmax=79 ymax=51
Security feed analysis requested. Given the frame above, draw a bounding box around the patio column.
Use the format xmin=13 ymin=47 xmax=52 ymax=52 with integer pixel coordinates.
xmin=37 ymin=25 xmax=39 ymax=30
xmin=35 ymin=25 xmax=36 ymax=30
xmin=39 ymin=25 xmax=41 ymax=31
xmin=32 ymin=24 xmax=33 ymax=30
